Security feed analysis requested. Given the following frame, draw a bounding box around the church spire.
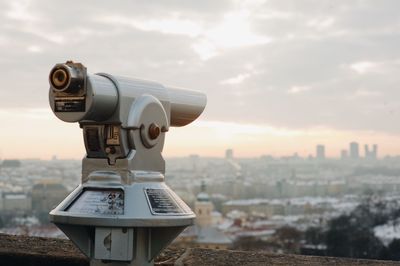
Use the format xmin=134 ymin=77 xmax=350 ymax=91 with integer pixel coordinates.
xmin=201 ymin=180 xmax=206 ymax=193
xmin=197 ymin=180 xmax=210 ymax=202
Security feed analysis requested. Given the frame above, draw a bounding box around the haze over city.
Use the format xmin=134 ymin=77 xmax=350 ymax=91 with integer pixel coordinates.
xmin=1 ymin=0 xmax=400 ymax=159
xmin=3 ymin=1 xmax=400 ymax=263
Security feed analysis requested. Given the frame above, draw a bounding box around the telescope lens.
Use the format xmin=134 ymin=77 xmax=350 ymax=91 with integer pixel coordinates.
xmin=49 ymin=63 xmax=87 ymax=93
xmin=50 ymin=68 xmax=70 ymax=90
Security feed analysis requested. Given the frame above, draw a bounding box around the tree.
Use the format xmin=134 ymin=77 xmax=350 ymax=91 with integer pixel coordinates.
xmin=233 ymin=236 xmax=270 ymax=251
xmin=386 ymin=239 xmax=400 ymax=261
xmin=325 ymin=214 xmax=385 ymax=259
xmin=326 ymin=215 xmax=353 ymax=257
xmin=305 ymin=226 xmax=325 ymax=246
xmin=274 ymin=226 xmax=302 ymax=254
xmin=308 ymin=198 xmax=400 ymax=260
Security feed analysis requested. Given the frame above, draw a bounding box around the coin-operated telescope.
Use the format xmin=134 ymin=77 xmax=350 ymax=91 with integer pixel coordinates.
xmin=49 ymin=61 xmax=206 ymax=266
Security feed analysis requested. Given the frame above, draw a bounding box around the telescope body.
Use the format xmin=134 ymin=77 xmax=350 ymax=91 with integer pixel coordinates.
xmin=49 ymin=62 xmax=206 ymax=127
xmin=48 ymin=62 xmax=206 ymax=266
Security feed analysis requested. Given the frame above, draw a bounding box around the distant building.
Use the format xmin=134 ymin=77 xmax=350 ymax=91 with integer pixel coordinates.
xmin=3 ymin=193 xmax=31 ymax=212
xmin=373 ymin=144 xmax=378 ymax=159
xmin=316 ymin=145 xmax=325 ymax=160
xmin=222 ymin=199 xmax=277 ymax=217
xmin=349 ymin=142 xmax=359 ymax=159
xmin=340 ymin=150 xmax=348 ymax=160
xmin=1 ymin=160 xmax=21 ymax=168
xmin=365 ymin=144 xmax=378 ymax=160
xmin=31 ymin=180 xmax=68 ymax=212
xmin=177 ymin=181 xmax=232 ymax=250
xmin=189 ymin=154 xmax=200 ymax=172
xmin=196 ymin=226 xmax=232 ymax=249
xmin=195 ymin=182 xmax=214 ymax=227
xmin=222 ymin=196 xmax=342 ymax=217
xmin=225 ymin=149 xmax=234 ymax=160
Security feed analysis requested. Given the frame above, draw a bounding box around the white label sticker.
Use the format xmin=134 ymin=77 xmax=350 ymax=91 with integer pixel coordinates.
xmin=68 ymin=190 xmax=124 ymax=215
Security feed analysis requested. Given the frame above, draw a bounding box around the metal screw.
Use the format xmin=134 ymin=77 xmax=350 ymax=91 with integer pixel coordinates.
xmin=148 ymin=123 xmax=160 ymax=140
xmin=105 ymin=146 xmax=116 ymax=154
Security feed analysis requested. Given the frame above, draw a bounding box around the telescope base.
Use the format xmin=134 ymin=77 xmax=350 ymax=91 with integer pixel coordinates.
xmin=90 ymin=228 xmax=153 ymax=266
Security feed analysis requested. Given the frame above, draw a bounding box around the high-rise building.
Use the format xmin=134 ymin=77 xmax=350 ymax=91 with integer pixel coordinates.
xmin=316 ymin=145 xmax=325 ymax=160
xmin=341 ymin=150 xmax=348 ymax=160
xmin=365 ymin=144 xmax=378 ymax=160
xmin=349 ymin=142 xmax=359 ymax=159
xmin=364 ymin=145 xmax=369 ymax=158
xmin=189 ymin=154 xmax=200 ymax=171
xmin=373 ymin=144 xmax=378 ymax=159
xmin=225 ymin=149 xmax=233 ymax=160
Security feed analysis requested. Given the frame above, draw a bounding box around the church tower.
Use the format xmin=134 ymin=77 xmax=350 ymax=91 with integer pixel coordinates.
xmin=194 ymin=181 xmax=213 ymax=227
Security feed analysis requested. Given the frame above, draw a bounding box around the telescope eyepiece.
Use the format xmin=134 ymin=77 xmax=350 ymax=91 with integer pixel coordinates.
xmin=51 ymin=68 xmax=69 ymax=89
xmin=49 ymin=62 xmax=86 ymax=93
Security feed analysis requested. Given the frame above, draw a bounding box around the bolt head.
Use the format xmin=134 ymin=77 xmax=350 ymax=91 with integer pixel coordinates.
xmin=148 ymin=123 xmax=161 ymax=140
xmin=105 ymin=146 xmax=116 ymax=154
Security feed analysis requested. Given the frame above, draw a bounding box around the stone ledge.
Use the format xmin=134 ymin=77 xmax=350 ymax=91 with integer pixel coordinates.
xmin=176 ymin=249 xmax=400 ymax=266
xmin=0 ymin=234 xmax=87 ymax=266
xmin=0 ymin=234 xmax=399 ymax=266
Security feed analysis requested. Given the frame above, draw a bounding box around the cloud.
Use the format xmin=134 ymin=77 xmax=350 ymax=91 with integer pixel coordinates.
xmin=354 ymin=89 xmax=382 ymax=98
xmin=99 ymin=16 xmax=203 ymax=38
xmin=0 ymin=0 xmax=399 ymax=138
xmin=307 ymin=17 xmax=335 ymax=30
xmin=287 ymin=85 xmax=312 ymax=94
xmin=27 ymin=45 xmax=42 ymax=53
xmin=350 ymin=61 xmax=378 ymax=74
xmin=220 ymin=73 xmax=251 ymax=85
xmin=5 ymin=0 xmax=38 ymax=22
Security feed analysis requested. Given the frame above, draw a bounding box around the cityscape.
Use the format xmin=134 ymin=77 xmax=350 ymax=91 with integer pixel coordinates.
xmin=1 ymin=141 xmax=400 ymax=258
xmin=0 ymin=0 xmax=398 ymax=263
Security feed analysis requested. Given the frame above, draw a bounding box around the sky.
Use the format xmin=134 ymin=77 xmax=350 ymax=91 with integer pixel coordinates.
xmin=0 ymin=0 xmax=400 ymax=159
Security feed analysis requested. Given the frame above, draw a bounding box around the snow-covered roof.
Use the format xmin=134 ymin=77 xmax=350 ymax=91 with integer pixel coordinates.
xmin=4 ymin=194 xmax=28 ymax=199
xmin=224 ymin=197 xmax=340 ymax=207
xmin=235 ymin=229 xmax=275 ymax=238
xmin=196 ymin=226 xmax=232 ymax=244
xmin=226 ymin=210 xmax=247 ymax=219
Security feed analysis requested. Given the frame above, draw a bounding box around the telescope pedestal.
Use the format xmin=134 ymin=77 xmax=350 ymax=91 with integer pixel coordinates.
xmin=91 ymin=228 xmax=153 ymax=266
xmin=51 ymin=172 xmax=194 ymax=266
